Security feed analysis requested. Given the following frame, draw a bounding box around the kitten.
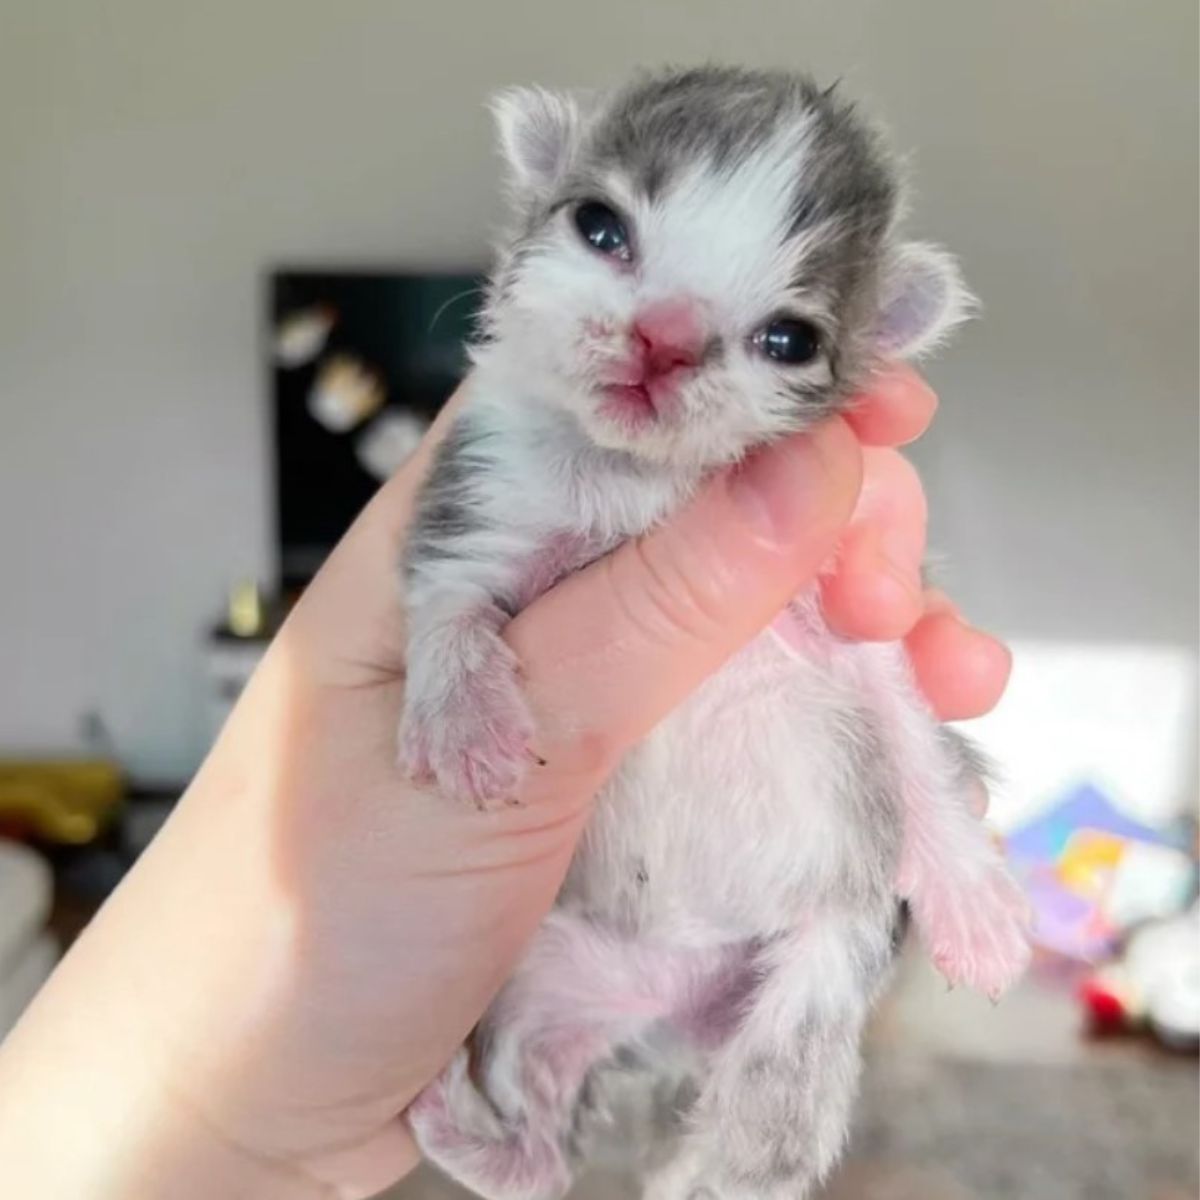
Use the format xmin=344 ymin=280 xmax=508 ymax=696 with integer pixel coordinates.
xmin=402 ymin=67 xmax=1030 ymax=1200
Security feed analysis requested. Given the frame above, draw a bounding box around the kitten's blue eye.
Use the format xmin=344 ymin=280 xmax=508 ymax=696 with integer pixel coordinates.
xmin=756 ymin=318 xmax=822 ymax=366
xmin=573 ymin=200 xmax=632 ymax=261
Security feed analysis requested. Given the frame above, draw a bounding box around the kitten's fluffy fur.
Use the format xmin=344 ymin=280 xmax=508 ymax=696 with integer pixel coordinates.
xmin=402 ymin=67 xmax=1028 ymax=1200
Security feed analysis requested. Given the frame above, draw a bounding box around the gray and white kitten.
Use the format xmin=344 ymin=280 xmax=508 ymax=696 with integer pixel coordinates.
xmin=402 ymin=67 xmax=1030 ymax=1200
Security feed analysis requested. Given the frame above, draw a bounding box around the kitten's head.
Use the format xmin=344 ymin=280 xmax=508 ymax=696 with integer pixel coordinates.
xmin=483 ymin=67 xmax=972 ymax=471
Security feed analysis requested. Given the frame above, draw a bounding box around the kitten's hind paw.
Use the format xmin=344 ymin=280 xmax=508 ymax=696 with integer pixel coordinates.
xmin=914 ymin=863 xmax=1033 ymax=1000
xmin=408 ymin=1052 xmax=572 ymax=1200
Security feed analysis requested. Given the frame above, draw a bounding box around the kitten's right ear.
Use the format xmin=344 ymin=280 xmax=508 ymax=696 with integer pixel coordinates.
xmin=490 ymin=87 xmax=579 ymax=195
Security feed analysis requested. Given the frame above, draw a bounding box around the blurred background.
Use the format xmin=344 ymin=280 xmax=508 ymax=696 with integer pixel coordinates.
xmin=0 ymin=2 xmax=1196 ymax=1197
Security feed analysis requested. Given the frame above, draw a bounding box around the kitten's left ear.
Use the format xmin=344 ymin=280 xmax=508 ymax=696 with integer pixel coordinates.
xmin=875 ymin=242 xmax=976 ymax=359
xmin=490 ymin=86 xmax=580 ymax=196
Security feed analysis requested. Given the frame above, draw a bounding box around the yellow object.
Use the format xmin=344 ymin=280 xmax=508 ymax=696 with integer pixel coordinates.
xmin=0 ymin=759 xmax=124 ymax=844
xmin=228 ymin=579 xmax=265 ymax=638
xmin=1057 ymin=828 xmax=1128 ymax=898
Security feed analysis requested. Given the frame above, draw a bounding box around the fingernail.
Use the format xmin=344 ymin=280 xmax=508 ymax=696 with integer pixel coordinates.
xmin=920 ymin=587 xmax=963 ymax=621
xmin=727 ymin=434 xmax=829 ymax=546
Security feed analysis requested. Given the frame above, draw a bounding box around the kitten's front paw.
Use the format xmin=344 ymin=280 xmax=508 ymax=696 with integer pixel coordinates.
xmin=915 ymin=862 xmax=1032 ymax=1000
xmin=399 ymin=637 xmax=537 ymax=809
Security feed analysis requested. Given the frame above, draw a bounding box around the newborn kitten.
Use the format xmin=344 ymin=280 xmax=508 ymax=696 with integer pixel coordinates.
xmin=402 ymin=66 xmax=1030 ymax=1200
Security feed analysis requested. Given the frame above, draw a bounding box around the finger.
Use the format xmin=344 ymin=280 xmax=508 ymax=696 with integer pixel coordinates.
xmin=843 ymin=362 xmax=938 ymax=447
xmin=820 ymin=523 xmax=925 ymax=642
xmin=821 ymin=447 xmax=926 ymax=641
xmin=905 ymin=610 xmax=1012 ymax=721
xmin=920 ymin=586 xmax=960 ymax=619
xmin=507 ymin=417 xmax=864 ymax=782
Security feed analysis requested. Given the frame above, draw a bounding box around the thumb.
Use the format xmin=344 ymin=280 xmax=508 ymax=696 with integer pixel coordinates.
xmin=508 ymin=417 xmax=863 ymax=789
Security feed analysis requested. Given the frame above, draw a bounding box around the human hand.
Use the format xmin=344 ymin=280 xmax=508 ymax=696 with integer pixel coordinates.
xmin=0 ymin=364 xmax=1009 ymax=1200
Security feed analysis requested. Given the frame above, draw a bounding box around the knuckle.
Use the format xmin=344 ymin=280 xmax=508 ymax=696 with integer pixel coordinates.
xmin=606 ymin=533 xmax=729 ymax=651
xmin=556 ymin=726 xmax=623 ymax=783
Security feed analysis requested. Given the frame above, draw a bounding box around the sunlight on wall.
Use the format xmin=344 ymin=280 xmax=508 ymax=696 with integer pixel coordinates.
xmin=969 ymin=641 xmax=1198 ymax=832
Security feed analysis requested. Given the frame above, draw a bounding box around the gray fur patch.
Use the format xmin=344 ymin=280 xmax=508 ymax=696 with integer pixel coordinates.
xmin=584 ymin=68 xmax=896 ymax=238
xmin=718 ymin=924 xmax=889 ymax=1192
xmin=405 ymin=416 xmax=495 ymax=572
xmin=827 ymin=708 xmax=912 ymax=962
xmin=784 ymin=92 xmax=896 ymax=240
xmin=825 ymin=707 xmax=905 ymax=906
xmin=586 ymin=66 xmax=804 ymax=198
xmin=939 ymin=724 xmax=996 ymax=785
xmin=843 ymin=916 xmax=896 ymax=990
xmin=782 ymin=376 xmax=844 ymax=418
xmin=568 ymin=1034 xmax=702 ymax=1172
xmin=731 ymin=1051 xmax=820 ymax=1182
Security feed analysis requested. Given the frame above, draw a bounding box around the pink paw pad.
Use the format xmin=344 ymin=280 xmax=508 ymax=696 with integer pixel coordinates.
xmin=408 ymin=1066 xmax=571 ymax=1200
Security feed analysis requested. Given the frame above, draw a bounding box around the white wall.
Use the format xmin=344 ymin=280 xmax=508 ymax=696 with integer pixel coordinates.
xmin=1 ymin=0 xmax=1196 ymax=783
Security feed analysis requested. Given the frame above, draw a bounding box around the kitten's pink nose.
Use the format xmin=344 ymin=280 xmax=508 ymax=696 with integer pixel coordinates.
xmin=633 ymin=300 xmax=706 ymax=378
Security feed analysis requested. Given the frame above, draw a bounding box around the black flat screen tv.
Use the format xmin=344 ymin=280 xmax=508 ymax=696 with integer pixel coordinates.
xmin=269 ymin=269 xmax=485 ymax=589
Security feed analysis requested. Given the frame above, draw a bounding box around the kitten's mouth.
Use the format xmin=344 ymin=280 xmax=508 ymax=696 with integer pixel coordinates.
xmin=596 ymin=367 xmax=692 ymax=433
xmin=598 ymin=382 xmax=659 ymax=430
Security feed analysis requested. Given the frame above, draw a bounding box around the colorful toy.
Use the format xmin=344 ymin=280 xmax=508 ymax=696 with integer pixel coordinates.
xmin=1006 ymin=782 xmax=1196 ymax=961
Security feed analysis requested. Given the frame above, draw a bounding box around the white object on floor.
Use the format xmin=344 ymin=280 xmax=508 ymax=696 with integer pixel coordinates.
xmin=0 ymin=840 xmax=59 ymax=1040
xmin=0 ymin=932 xmax=58 ymax=1038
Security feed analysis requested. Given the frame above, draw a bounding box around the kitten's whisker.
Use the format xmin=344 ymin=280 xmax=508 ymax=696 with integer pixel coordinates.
xmin=428 ymin=287 xmax=484 ymax=335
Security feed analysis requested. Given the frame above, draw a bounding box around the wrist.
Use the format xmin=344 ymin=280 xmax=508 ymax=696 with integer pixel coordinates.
xmin=0 ymin=958 xmax=324 ymax=1200
xmin=0 ymin=740 xmax=321 ymax=1199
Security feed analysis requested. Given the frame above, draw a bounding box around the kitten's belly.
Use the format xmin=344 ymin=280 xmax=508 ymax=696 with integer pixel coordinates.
xmin=563 ymin=625 xmax=902 ymax=942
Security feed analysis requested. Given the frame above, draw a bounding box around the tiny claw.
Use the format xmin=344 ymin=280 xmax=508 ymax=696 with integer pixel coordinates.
xmin=527 ymin=747 xmax=548 ymax=767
